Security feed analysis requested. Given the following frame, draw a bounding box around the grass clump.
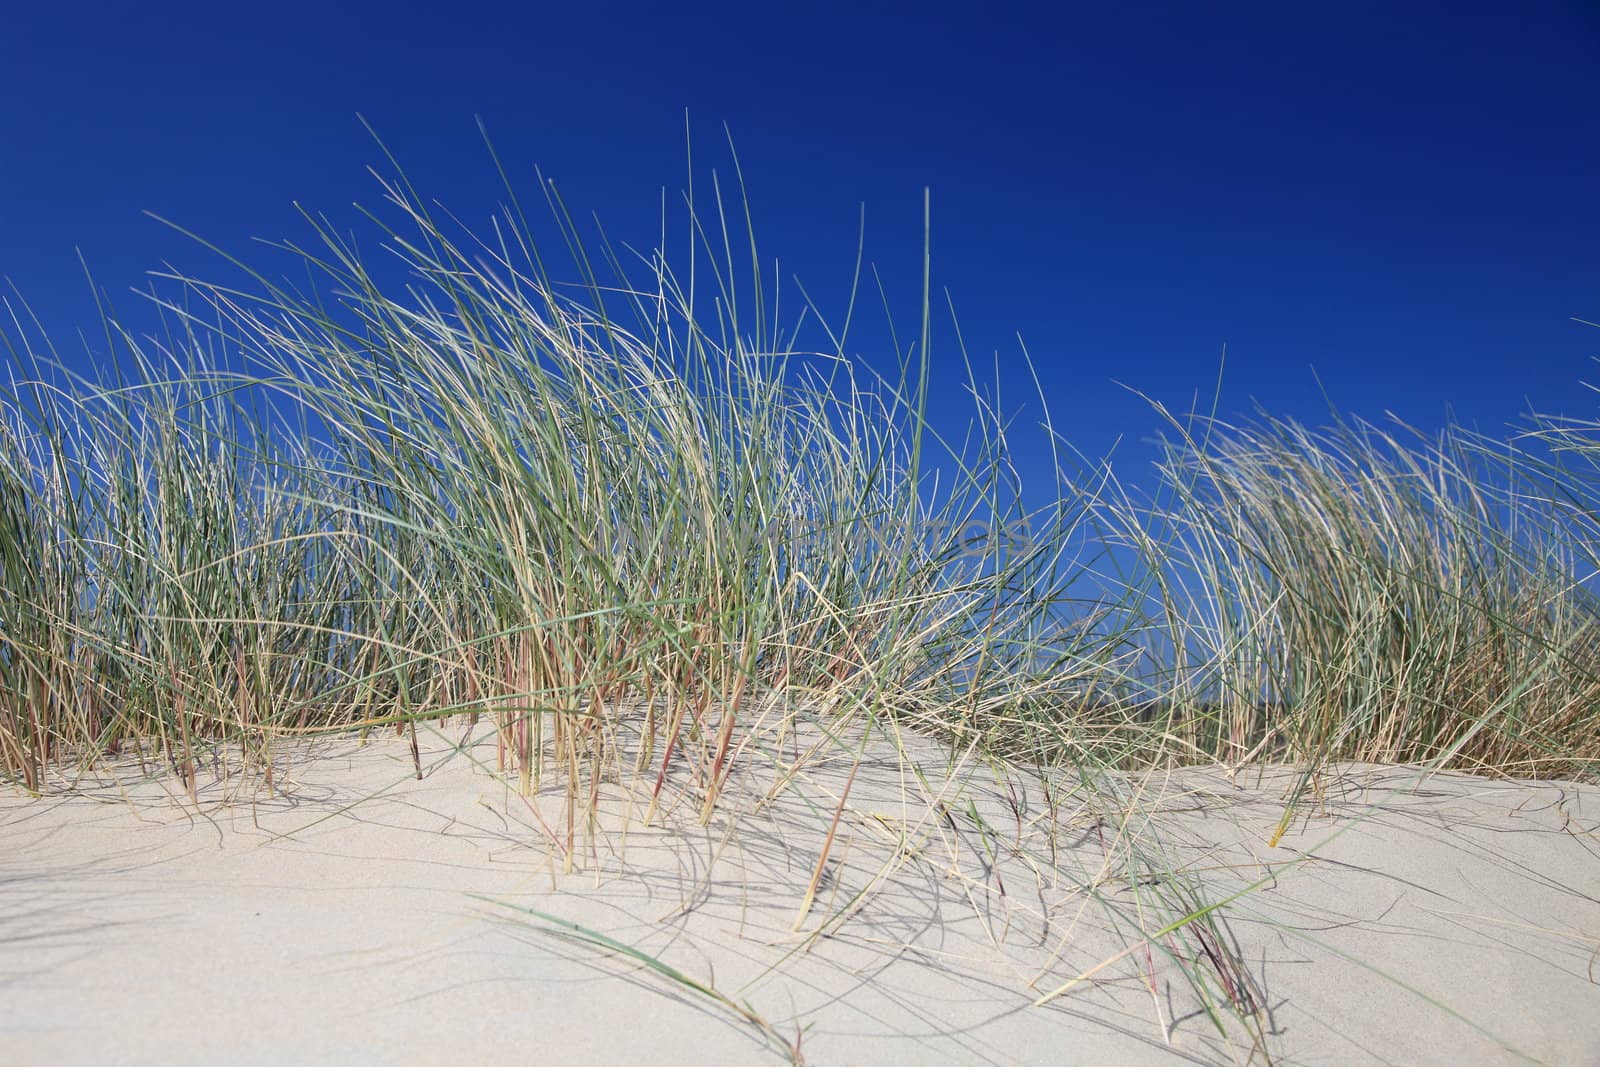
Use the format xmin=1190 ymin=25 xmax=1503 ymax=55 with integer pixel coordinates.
xmin=0 ymin=130 xmax=1117 ymax=829
xmin=1096 ymin=405 xmax=1599 ymax=778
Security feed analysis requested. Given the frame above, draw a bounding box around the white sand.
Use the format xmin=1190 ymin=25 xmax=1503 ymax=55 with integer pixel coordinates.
xmin=2 ymin=719 xmax=1596 ymax=1065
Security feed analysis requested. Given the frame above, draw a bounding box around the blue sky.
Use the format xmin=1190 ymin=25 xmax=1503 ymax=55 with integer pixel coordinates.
xmin=3 ymin=1 xmax=1596 ymax=493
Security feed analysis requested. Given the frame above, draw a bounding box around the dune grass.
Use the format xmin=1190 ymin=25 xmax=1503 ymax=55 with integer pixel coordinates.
xmin=1 ymin=128 xmax=1596 ymax=1062
xmin=1 ymin=129 xmax=1133 ymax=818
xmin=1079 ymin=400 xmax=1600 ymax=840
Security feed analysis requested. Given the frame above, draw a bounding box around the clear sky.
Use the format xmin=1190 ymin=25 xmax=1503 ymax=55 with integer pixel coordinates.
xmin=3 ymin=1 xmax=1596 ymax=493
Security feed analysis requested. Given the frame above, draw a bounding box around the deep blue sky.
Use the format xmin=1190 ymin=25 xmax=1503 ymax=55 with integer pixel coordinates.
xmin=3 ymin=1 xmax=1596 ymax=494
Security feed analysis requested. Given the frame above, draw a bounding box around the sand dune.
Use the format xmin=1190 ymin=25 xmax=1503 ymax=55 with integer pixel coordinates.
xmin=3 ymin=721 xmax=1596 ymax=1065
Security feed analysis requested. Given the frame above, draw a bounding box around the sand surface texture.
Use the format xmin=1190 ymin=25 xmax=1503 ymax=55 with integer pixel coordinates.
xmin=3 ymin=721 xmax=1596 ymax=1065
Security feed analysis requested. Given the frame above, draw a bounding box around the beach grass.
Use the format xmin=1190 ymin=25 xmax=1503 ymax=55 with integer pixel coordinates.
xmin=1 ymin=127 xmax=1596 ymax=1062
